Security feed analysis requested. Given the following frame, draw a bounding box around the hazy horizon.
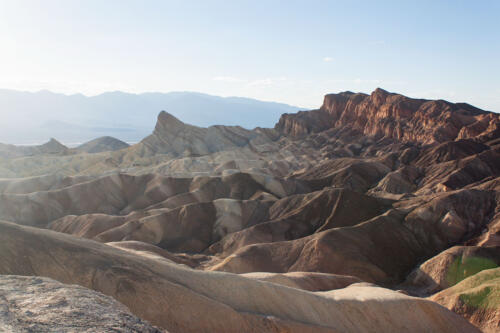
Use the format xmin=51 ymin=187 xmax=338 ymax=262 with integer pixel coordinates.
xmin=3 ymin=86 xmax=499 ymax=113
xmin=0 ymin=88 xmax=305 ymax=108
xmin=0 ymin=89 xmax=302 ymax=145
xmin=0 ymin=1 xmax=499 ymax=111
xmin=1 ymin=1 xmax=499 ymax=144
xmin=3 ymin=84 xmax=498 ymax=146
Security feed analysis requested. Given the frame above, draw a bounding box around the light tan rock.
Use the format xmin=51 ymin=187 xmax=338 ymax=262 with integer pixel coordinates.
xmin=242 ymin=271 xmax=362 ymax=291
xmin=0 ymin=221 xmax=479 ymax=333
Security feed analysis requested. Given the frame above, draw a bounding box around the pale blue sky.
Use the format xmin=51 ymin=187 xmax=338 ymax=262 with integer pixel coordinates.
xmin=0 ymin=0 xmax=499 ymax=110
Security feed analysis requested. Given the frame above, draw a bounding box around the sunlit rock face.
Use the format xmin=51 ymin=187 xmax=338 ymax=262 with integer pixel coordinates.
xmin=276 ymin=88 xmax=500 ymax=144
xmin=0 ymin=88 xmax=498 ymax=332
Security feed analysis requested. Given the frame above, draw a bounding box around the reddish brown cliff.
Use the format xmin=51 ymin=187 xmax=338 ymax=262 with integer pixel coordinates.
xmin=276 ymin=88 xmax=499 ymax=145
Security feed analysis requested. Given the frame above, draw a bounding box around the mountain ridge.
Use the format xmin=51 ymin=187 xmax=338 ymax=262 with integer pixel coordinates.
xmin=276 ymin=88 xmax=499 ymax=145
xmin=0 ymin=89 xmax=301 ymax=144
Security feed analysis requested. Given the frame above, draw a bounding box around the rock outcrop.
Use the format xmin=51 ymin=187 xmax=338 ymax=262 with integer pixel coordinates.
xmin=0 ymin=275 xmax=164 ymax=333
xmin=276 ymin=88 xmax=500 ymax=145
xmin=130 ymin=111 xmax=278 ymax=158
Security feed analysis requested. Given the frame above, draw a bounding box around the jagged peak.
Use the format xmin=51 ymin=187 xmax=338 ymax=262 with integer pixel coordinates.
xmin=42 ymin=138 xmax=67 ymax=149
xmin=370 ymin=88 xmax=393 ymax=106
xmin=157 ymin=110 xmax=183 ymax=124
xmin=154 ymin=111 xmax=186 ymax=135
xmin=277 ymin=89 xmax=496 ymax=144
xmin=48 ymin=137 xmax=61 ymax=143
xmin=372 ymin=87 xmax=390 ymax=95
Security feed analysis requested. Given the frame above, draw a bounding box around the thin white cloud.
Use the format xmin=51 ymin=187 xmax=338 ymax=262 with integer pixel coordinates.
xmin=248 ymin=77 xmax=287 ymax=87
xmin=326 ymin=79 xmax=381 ymax=84
xmin=323 ymin=57 xmax=334 ymax=62
xmin=212 ymin=76 xmax=245 ymax=83
xmin=248 ymin=78 xmax=273 ymax=86
xmin=353 ymin=78 xmax=381 ymax=84
xmin=212 ymin=76 xmax=288 ymax=87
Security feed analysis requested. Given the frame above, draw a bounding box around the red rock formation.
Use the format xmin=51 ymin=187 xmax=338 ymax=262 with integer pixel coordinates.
xmin=276 ymin=88 xmax=500 ymax=144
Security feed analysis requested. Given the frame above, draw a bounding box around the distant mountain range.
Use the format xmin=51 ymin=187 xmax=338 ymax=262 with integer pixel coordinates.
xmin=0 ymin=89 xmax=301 ymax=144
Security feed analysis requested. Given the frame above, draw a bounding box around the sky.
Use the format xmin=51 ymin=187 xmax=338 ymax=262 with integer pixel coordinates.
xmin=0 ymin=0 xmax=499 ymax=110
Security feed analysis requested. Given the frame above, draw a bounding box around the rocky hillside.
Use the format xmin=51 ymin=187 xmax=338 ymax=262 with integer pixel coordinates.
xmin=129 ymin=111 xmax=278 ymax=157
xmin=0 ymin=88 xmax=498 ymax=332
xmin=0 ymin=138 xmax=68 ymax=159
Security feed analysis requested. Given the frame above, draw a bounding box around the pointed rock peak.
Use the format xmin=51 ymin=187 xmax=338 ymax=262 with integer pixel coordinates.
xmin=40 ymin=138 xmax=68 ymax=153
xmin=154 ymin=111 xmax=185 ymax=134
xmin=44 ymin=138 xmax=66 ymax=148
xmin=371 ymin=88 xmax=391 ymax=105
xmin=372 ymin=87 xmax=390 ymax=97
xmin=157 ymin=111 xmax=184 ymax=125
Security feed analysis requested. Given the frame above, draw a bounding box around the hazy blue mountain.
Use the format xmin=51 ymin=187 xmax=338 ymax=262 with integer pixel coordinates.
xmin=0 ymin=89 xmax=301 ymax=144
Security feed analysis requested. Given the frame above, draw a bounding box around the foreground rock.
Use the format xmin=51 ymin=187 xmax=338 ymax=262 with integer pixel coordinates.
xmin=0 ymin=275 xmax=164 ymax=333
xmin=0 ymin=221 xmax=480 ymax=333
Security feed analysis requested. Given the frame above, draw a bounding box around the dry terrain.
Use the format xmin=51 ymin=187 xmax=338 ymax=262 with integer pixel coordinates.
xmin=0 ymin=88 xmax=498 ymax=332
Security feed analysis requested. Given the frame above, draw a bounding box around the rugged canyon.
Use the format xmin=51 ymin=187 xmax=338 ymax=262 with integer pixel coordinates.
xmin=0 ymin=88 xmax=499 ymax=332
